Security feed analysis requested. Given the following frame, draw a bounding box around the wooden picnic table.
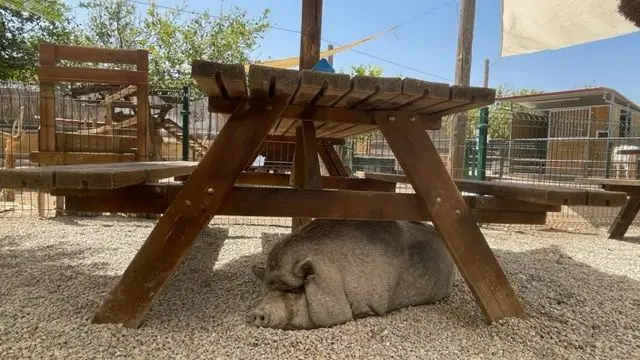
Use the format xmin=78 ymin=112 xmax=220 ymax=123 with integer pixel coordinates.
xmin=0 ymin=59 xmax=628 ymax=329
xmin=577 ymin=177 xmax=640 ymax=239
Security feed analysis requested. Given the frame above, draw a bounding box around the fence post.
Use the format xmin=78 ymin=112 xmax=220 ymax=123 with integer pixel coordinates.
xmin=181 ymin=85 xmax=190 ymax=161
xmin=476 ymin=106 xmax=489 ymax=180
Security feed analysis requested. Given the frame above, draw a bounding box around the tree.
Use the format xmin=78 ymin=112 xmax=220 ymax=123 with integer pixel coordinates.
xmin=0 ymin=1 xmax=83 ymax=81
xmin=349 ymin=64 xmax=383 ymax=77
xmin=77 ymin=0 xmax=271 ymax=90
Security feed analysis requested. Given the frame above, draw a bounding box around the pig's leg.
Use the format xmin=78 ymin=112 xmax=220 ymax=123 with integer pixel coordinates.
xmin=304 ymin=269 xmax=353 ymax=328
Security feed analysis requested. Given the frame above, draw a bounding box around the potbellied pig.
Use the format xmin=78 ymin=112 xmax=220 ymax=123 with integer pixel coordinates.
xmin=247 ymin=219 xmax=456 ymax=330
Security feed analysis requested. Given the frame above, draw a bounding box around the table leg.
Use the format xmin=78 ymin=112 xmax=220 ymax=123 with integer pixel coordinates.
xmin=318 ymin=144 xmax=349 ymax=177
xmin=91 ymin=99 xmax=288 ymax=328
xmin=290 ymin=121 xmax=323 ymax=232
xmin=608 ymin=196 xmax=640 ymax=239
xmin=374 ymin=112 xmax=526 ymax=323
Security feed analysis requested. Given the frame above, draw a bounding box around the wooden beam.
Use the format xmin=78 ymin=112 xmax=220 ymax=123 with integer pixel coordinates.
xmin=30 ymin=151 xmax=136 ymax=165
xmin=209 ymin=98 xmax=443 ymax=130
xmin=318 ymin=144 xmax=350 ymax=176
xmin=59 ymin=185 xmax=552 ymax=224
xmin=448 ymin=0 xmax=476 ymax=178
xmin=91 ymin=99 xmax=290 ymax=328
xmin=174 ymin=172 xmax=397 ymax=192
xmin=136 ymin=51 xmax=151 ymax=161
xmin=608 ymin=197 xmax=640 ymax=239
xmin=364 ymin=172 xmax=628 ymax=207
xmin=37 ymin=65 xmax=147 ymax=85
xmin=291 ymin=0 xmax=324 ymax=232
xmin=374 ymin=112 xmax=526 ymax=323
xmin=265 ymin=134 xmax=345 ymax=145
xmin=46 ymin=43 xmax=146 ymax=65
xmin=38 ymin=43 xmax=59 ymax=216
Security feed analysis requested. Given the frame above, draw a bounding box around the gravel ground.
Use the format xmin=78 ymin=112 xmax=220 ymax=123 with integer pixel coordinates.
xmin=1 ymin=216 xmax=639 ymax=360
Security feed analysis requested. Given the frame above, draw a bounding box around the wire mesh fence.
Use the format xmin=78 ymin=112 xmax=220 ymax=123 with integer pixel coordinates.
xmin=1 ymin=80 xmax=639 ymax=232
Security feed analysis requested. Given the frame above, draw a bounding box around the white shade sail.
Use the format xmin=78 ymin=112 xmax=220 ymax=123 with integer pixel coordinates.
xmin=499 ymin=0 xmax=638 ymax=57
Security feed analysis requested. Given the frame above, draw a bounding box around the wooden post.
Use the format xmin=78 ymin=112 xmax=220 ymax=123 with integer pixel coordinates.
xmin=448 ymin=0 xmax=476 ymax=178
xmin=136 ymin=50 xmax=151 ymax=161
xmin=38 ymin=43 xmax=62 ymax=216
xmin=291 ymin=0 xmax=324 ymax=232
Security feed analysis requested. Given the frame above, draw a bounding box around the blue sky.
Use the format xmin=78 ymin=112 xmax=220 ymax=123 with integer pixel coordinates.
xmin=66 ymin=0 xmax=640 ymax=103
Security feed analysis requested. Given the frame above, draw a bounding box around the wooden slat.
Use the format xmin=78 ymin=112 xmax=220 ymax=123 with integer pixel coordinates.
xmin=316 ymin=76 xmax=403 ymax=138
xmin=389 ymin=78 xmax=451 ymax=111
xmin=294 ymin=69 xmax=351 ymax=106
xmin=190 ymin=60 xmax=247 ymax=99
xmin=38 ymin=65 xmax=147 ymax=85
xmin=586 ymin=189 xmax=628 ymax=207
xmin=248 ymin=64 xmax=301 ymax=100
xmin=91 ymin=99 xmax=289 ymax=328
xmin=0 ymin=161 xmax=198 ymax=190
xmin=30 ymin=151 xmax=136 ymax=165
xmin=59 ymin=185 xmax=551 ymax=225
xmin=264 ymin=134 xmax=345 ymax=145
xmin=364 ymin=172 xmax=594 ymax=206
xmin=577 ymin=177 xmax=640 ymax=187
xmin=50 ymin=44 xmax=146 ymax=65
xmin=374 ymin=112 xmax=526 ymax=323
xmin=236 ymin=172 xmax=396 ymax=191
xmin=56 ymin=133 xmax=138 ymax=154
xmin=429 ymin=86 xmax=495 ymax=115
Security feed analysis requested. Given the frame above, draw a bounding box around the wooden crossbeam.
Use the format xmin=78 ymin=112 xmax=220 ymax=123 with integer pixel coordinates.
xmin=58 ymin=185 xmax=554 ymax=224
xmin=209 ymin=98 xmax=443 ymax=130
xmin=38 ymin=65 xmax=147 ymax=85
xmin=366 ymin=172 xmax=628 ymax=207
xmin=47 ymin=43 xmax=147 ymax=65
xmin=30 ymin=151 xmax=136 ymax=166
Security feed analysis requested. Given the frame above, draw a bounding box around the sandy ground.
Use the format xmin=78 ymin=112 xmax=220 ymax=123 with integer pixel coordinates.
xmin=0 ymin=216 xmax=639 ymax=359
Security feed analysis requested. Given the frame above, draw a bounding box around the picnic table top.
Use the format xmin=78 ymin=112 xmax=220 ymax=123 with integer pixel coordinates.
xmin=191 ymin=60 xmax=496 ymax=140
xmin=0 ymin=161 xmax=198 ymax=190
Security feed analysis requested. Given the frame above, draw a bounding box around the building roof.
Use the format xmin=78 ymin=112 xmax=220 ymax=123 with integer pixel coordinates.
xmin=497 ymin=87 xmax=640 ymax=112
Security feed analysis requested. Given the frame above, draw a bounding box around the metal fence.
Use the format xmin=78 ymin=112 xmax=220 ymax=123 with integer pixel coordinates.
xmin=1 ymin=80 xmax=638 ymax=232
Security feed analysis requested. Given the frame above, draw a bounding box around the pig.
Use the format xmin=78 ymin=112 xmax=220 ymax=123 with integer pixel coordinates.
xmin=247 ymin=219 xmax=456 ymax=330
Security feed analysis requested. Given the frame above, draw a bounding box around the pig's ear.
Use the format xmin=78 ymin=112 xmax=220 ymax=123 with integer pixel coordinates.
xmin=294 ymin=257 xmax=315 ymax=282
xmin=251 ymin=264 xmax=266 ymax=281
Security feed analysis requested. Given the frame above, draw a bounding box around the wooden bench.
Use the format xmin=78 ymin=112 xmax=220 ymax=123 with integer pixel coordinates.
xmin=577 ymin=177 xmax=640 ymax=239
xmin=366 ymin=172 xmax=628 ymax=223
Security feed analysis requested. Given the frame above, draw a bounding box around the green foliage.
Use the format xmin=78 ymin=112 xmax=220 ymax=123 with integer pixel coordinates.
xmin=0 ymin=1 xmax=83 ymax=81
xmin=349 ymin=64 xmax=383 ymax=77
xmin=1 ymin=0 xmax=65 ymax=22
xmin=77 ymin=0 xmax=271 ymax=90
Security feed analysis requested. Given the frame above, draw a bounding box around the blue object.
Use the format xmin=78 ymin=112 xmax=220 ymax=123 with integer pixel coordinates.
xmin=311 ymin=58 xmax=335 ymax=73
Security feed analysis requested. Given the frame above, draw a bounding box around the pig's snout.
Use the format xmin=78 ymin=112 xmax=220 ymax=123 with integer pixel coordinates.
xmin=247 ymin=309 xmax=270 ymax=327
